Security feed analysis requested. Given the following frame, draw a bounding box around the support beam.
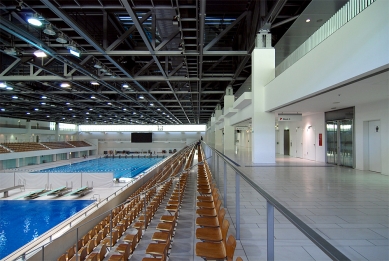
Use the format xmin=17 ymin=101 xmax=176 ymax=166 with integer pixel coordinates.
xmin=204 ymin=11 xmax=247 ymax=51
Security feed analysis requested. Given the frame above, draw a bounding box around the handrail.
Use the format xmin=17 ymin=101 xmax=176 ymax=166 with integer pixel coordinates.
xmin=204 ymin=143 xmax=350 ymax=261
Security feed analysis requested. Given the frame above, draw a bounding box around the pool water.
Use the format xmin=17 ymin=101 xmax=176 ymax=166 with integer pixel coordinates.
xmin=34 ymin=157 xmax=163 ymax=179
xmin=0 ymin=200 xmax=93 ymax=259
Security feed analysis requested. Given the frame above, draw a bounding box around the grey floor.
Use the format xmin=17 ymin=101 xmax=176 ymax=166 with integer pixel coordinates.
xmin=204 ymin=147 xmax=389 ymax=261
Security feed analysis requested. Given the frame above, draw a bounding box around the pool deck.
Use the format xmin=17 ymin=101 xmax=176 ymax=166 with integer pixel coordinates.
xmin=0 ymin=156 xmax=133 ymax=201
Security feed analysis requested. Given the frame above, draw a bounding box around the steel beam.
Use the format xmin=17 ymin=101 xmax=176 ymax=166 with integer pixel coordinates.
xmin=203 ymin=12 xmax=248 ymax=51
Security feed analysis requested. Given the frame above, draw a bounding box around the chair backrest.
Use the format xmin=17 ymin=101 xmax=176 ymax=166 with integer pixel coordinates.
xmin=67 ymin=245 xmax=75 ymax=259
xmin=99 ymin=244 xmax=107 ymax=261
xmin=57 ymin=253 xmax=66 ymax=261
xmin=136 ymin=226 xmax=142 ymax=242
xmin=218 ymin=208 xmax=226 ymax=225
xmin=235 ymin=257 xmax=243 ymax=261
xmin=215 ymin=200 xmax=222 ymax=212
xmin=226 ymin=235 xmax=237 ymax=261
xmin=95 ymin=231 xmax=103 ymax=244
xmin=79 ymin=247 xmax=87 ymax=261
xmin=87 ymin=239 xmax=96 ymax=254
xmin=112 ymin=230 xmax=119 ymax=245
xmin=221 ymin=219 xmax=230 ymax=245
xmin=123 ymin=243 xmax=132 ymax=260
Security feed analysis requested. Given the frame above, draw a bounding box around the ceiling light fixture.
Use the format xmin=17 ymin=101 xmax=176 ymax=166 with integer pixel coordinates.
xmin=43 ymin=24 xmax=56 ymax=35
xmin=60 ymin=83 xmax=70 ymax=88
xmin=41 ymin=95 xmax=47 ymax=99
xmin=56 ymin=33 xmax=67 ymax=44
xmin=12 ymin=95 xmax=18 ymax=99
xmin=34 ymin=108 xmax=39 ymax=111
xmin=5 ymin=87 xmax=13 ymax=90
xmin=27 ymin=13 xmax=42 ymax=26
xmin=4 ymin=47 xmax=17 ymax=55
xmin=0 ymin=108 xmax=5 ymax=111
xmin=122 ymin=84 xmax=129 ymax=88
xmin=100 ymin=68 xmax=107 ymax=73
xmin=90 ymin=81 xmax=99 ymax=85
xmin=0 ymin=82 xmax=6 ymax=88
xmin=139 ymin=95 xmax=144 ymax=99
xmin=94 ymin=62 xmax=102 ymax=69
xmin=306 ymin=18 xmax=311 ymax=23
xmin=34 ymin=50 xmax=47 ymax=57
xmin=91 ymin=95 xmax=96 ymax=99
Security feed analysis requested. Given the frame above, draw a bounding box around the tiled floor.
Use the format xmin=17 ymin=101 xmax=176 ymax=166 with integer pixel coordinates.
xmin=202 ymin=147 xmax=389 ymax=261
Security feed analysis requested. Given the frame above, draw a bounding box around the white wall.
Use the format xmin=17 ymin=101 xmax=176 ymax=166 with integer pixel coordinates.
xmin=265 ymin=0 xmax=389 ymax=111
xmin=79 ymin=131 xmax=203 ymax=155
xmin=355 ymin=99 xmax=389 ymax=175
xmin=276 ymin=112 xmax=326 ymax=163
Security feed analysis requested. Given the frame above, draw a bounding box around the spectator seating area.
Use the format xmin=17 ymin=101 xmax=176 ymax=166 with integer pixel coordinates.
xmin=67 ymin=141 xmax=91 ymax=147
xmin=56 ymin=143 xmax=242 ymax=261
xmin=1 ymin=142 xmax=47 ymax=152
xmin=0 ymin=141 xmax=91 ymax=153
xmin=41 ymin=142 xmax=74 ymax=149
xmin=0 ymin=146 xmax=10 ymax=153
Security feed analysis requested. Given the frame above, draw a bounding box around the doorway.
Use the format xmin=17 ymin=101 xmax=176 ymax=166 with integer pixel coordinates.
xmin=326 ymin=119 xmax=353 ymax=167
xmin=368 ymin=120 xmax=381 ymax=172
xmin=284 ymin=130 xmax=290 ymax=155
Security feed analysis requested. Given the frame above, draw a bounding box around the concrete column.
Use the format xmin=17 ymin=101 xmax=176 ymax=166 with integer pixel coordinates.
xmin=252 ymin=33 xmax=276 ymax=163
xmin=214 ymin=105 xmax=223 ymax=151
xmin=16 ymin=158 xmax=19 ymax=168
xmin=67 ymin=153 xmax=70 ymax=160
xmin=224 ymin=88 xmax=235 ymax=154
xmin=55 ymin=122 xmax=59 ymax=141
xmin=53 ymin=154 xmax=57 ymax=162
xmin=36 ymin=156 xmax=40 ymax=165
xmin=26 ymin=120 xmax=31 ymax=141
xmin=209 ymin=115 xmax=216 ymax=147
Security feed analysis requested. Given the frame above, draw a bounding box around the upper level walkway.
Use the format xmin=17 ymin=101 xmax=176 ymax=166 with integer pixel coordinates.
xmin=207 ymin=147 xmax=389 ymax=260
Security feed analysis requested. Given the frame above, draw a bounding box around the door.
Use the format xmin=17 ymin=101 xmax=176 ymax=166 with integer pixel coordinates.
xmin=284 ymin=130 xmax=290 ymax=155
xmin=295 ymin=127 xmax=303 ymax=158
xmin=368 ymin=120 xmax=381 ymax=172
xmin=339 ymin=120 xmax=353 ymax=167
xmin=326 ymin=121 xmax=337 ymax=164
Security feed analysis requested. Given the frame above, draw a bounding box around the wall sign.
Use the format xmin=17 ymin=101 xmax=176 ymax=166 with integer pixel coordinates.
xmin=278 ymin=114 xmax=302 ymax=121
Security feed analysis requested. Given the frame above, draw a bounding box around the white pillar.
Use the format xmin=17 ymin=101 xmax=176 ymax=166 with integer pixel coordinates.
xmin=252 ymin=36 xmax=276 ymax=163
xmin=16 ymin=158 xmax=20 ymax=168
xmin=53 ymin=154 xmax=57 ymax=162
xmin=36 ymin=156 xmax=40 ymax=165
xmin=214 ymin=105 xmax=223 ymax=151
xmin=55 ymin=122 xmax=59 ymax=141
xmin=224 ymin=88 xmax=235 ymax=154
xmin=210 ymin=115 xmax=216 ymax=147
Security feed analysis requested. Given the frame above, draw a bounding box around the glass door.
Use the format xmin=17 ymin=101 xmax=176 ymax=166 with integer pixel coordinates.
xmin=326 ymin=121 xmax=337 ymax=165
xmin=326 ymin=119 xmax=353 ymax=167
xmin=339 ymin=119 xmax=353 ymax=167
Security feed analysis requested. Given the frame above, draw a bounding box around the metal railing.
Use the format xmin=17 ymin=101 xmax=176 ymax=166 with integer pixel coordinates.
xmin=275 ymin=0 xmax=376 ymax=76
xmin=203 ymin=143 xmax=350 ymax=261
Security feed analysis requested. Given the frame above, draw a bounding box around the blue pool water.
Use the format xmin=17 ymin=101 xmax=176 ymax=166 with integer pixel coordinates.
xmin=0 ymin=200 xmax=93 ymax=259
xmin=34 ymin=157 xmax=162 ymax=179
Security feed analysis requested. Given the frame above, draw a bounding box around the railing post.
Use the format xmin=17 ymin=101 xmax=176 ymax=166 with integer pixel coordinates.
xmin=144 ymin=192 xmax=147 ymax=229
xmin=267 ymin=201 xmax=274 ymax=261
xmin=235 ymin=172 xmax=240 ymax=240
xmin=41 ymin=245 xmax=44 ymax=261
xmin=216 ymin=154 xmax=219 ymax=186
xmin=223 ymin=161 xmax=227 ymax=208
xmin=110 ymin=209 xmax=113 ymax=248
xmin=75 ymin=227 xmax=79 ymax=261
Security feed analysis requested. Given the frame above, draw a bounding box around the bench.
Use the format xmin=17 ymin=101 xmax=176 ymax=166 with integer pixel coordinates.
xmin=0 ymin=185 xmax=25 ymax=198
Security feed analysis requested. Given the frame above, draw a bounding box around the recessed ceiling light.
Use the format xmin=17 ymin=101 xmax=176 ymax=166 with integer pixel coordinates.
xmin=306 ymin=18 xmax=311 ymax=23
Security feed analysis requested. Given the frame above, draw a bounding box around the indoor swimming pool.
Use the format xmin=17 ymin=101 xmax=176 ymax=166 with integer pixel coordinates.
xmin=33 ymin=157 xmax=163 ymax=179
xmin=0 ymin=200 xmax=93 ymax=259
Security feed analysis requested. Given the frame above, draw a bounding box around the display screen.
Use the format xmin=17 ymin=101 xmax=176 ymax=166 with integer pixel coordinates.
xmin=131 ymin=133 xmax=152 ymax=143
